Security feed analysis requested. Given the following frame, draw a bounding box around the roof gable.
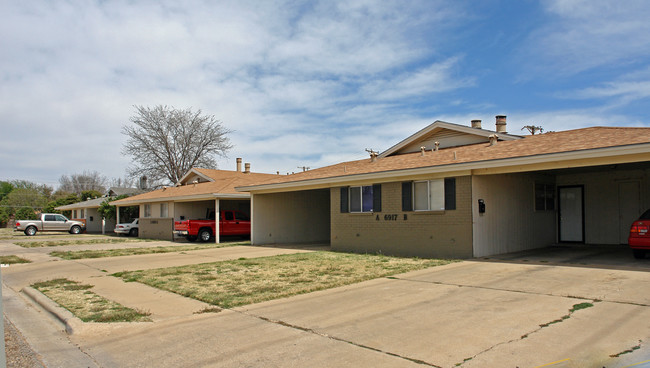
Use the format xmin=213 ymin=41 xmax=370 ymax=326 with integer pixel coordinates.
xmin=177 ymin=168 xmax=215 ymax=185
xmin=379 ymin=120 xmax=522 ymax=158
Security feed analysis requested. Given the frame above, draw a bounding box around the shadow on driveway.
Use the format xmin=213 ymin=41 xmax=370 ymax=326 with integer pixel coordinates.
xmin=476 ymin=243 xmax=650 ymax=272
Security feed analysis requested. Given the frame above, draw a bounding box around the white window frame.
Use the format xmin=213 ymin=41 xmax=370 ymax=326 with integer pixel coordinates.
xmin=160 ymin=203 xmax=168 ymax=217
xmin=413 ymin=179 xmax=445 ymax=212
xmin=144 ymin=204 xmax=151 ymax=217
xmin=349 ymin=185 xmax=373 ymax=213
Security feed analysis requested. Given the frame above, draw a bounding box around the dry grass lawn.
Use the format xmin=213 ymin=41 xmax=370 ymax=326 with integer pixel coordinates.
xmin=0 ymin=255 xmax=31 ymax=264
xmin=32 ymin=279 xmax=151 ymax=323
xmin=16 ymin=238 xmax=152 ymax=248
xmin=51 ymin=241 xmax=248 ymax=259
xmin=114 ymin=251 xmax=454 ymax=308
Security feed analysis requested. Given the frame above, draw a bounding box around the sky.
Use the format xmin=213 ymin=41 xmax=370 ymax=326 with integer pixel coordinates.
xmin=2 ymin=0 xmax=650 ymax=188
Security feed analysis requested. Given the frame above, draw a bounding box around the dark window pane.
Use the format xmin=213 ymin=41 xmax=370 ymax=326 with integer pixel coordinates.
xmin=372 ymin=184 xmax=382 ymax=212
xmin=444 ymin=178 xmax=456 ymax=210
xmin=402 ymin=182 xmax=412 ymax=211
xmin=362 ymin=186 xmax=373 ymax=212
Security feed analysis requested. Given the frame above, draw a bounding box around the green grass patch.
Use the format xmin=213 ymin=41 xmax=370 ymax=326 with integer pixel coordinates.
xmin=539 ymin=302 xmax=595 ymax=328
xmin=32 ymin=278 xmax=151 ymax=323
xmin=50 ymin=241 xmax=249 ymax=259
xmin=113 ymin=251 xmax=455 ymax=308
xmin=16 ymin=238 xmax=154 ymax=248
xmin=0 ymin=255 xmax=31 ymax=264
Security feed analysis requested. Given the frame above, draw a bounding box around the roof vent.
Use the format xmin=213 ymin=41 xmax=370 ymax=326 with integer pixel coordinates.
xmin=434 ymin=141 xmax=440 ymax=151
xmin=244 ymin=163 xmax=251 ymax=174
xmin=489 ymin=134 xmax=499 ymax=146
xmin=471 ymin=119 xmax=482 ymax=129
xmin=236 ymin=158 xmax=242 ymax=172
xmin=420 ymin=146 xmax=426 ymax=156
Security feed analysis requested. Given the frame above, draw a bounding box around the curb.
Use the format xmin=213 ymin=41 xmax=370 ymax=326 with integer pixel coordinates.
xmin=21 ymin=287 xmax=84 ymax=335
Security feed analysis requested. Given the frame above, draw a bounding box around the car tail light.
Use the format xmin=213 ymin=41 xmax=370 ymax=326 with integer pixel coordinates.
xmin=631 ymin=223 xmax=649 ymax=234
xmin=15 ymin=222 xmax=20 ymax=226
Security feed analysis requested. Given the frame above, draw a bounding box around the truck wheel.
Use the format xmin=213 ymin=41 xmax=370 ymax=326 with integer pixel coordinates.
xmin=633 ymin=249 xmax=646 ymax=259
xmin=198 ymin=229 xmax=212 ymax=242
xmin=129 ymin=228 xmax=138 ymax=237
xmin=186 ymin=235 xmax=197 ymax=242
xmin=24 ymin=226 xmax=37 ymax=236
xmin=69 ymin=225 xmax=82 ymax=235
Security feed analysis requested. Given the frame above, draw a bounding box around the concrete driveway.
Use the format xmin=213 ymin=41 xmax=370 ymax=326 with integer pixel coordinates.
xmin=3 ymin=241 xmax=650 ymax=367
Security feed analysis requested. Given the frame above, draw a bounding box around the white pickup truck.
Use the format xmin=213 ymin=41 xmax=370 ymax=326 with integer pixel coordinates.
xmin=14 ymin=213 xmax=86 ymax=236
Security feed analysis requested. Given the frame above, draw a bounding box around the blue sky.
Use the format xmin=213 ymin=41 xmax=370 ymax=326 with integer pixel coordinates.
xmin=2 ymin=0 xmax=650 ymax=187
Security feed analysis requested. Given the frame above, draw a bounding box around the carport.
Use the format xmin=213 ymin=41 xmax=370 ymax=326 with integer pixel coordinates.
xmin=250 ymin=189 xmax=330 ymax=245
xmin=111 ymin=165 xmax=278 ymax=241
xmin=472 ymin=161 xmax=650 ymax=257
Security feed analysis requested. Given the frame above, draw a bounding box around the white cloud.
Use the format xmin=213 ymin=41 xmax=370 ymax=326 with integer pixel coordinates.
xmin=522 ymin=0 xmax=650 ymax=75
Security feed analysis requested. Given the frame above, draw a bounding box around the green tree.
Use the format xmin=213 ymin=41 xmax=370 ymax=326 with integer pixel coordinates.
xmin=97 ymin=195 xmax=129 ymax=220
xmin=81 ymin=190 xmax=103 ymax=201
xmin=0 ymin=181 xmax=15 ymax=201
xmin=43 ymin=193 xmax=80 ymax=214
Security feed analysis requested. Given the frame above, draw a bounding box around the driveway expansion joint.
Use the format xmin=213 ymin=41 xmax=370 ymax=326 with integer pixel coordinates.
xmin=237 ymin=310 xmax=442 ymax=367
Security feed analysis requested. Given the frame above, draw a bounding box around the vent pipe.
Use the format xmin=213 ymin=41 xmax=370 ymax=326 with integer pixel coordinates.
xmin=495 ymin=115 xmax=507 ymax=133
xmin=420 ymin=146 xmax=426 ymax=156
xmin=236 ymin=158 xmax=242 ymax=172
xmin=434 ymin=141 xmax=440 ymax=151
xmin=489 ymin=134 xmax=499 ymax=146
xmin=471 ymin=119 xmax=482 ymax=129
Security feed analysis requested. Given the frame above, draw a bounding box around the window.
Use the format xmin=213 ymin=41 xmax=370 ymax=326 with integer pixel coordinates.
xmin=160 ymin=203 xmax=168 ymax=217
xmin=224 ymin=211 xmax=234 ymax=220
xmin=340 ymin=184 xmax=382 ymax=213
xmin=235 ymin=212 xmax=250 ymax=221
xmin=535 ymin=183 xmax=555 ymax=211
xmin=144 ymin=204 xmax=151 ymax=217
xmin=80 ymin=209 xmax=85 ymax=218
xmin=402 ymin=178 xmax=456 ymax=211
xmin=73 ymin=210 xmax=77 ymax=218
xmin=44 ymin=215 xmax=56 ymax=221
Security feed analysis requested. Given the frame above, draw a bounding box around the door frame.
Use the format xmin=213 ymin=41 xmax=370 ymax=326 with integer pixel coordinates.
xmin=557 ymin=185 xmax=585 ymax=243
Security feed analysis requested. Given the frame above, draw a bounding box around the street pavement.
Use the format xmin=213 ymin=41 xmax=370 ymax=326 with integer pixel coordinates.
xmin=2 ymin=236 xmax=650 ymax=367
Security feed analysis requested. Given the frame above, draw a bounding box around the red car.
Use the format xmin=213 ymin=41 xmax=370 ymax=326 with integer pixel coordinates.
xmin=629 ymin=209 xmax=650 ymax=259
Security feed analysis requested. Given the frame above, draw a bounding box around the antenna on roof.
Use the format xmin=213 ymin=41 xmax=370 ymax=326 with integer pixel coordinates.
xmin=365 ymin=148 xmax=379 ymax=162
xmin=297 ymin=166 xmax=310 ymax=172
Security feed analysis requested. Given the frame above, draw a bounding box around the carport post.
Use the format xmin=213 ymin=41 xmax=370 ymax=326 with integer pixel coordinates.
xmin=116 ymin=207 xmax=120 ymax=229
xmin=215 ymin=198 xmax=220 ymax=244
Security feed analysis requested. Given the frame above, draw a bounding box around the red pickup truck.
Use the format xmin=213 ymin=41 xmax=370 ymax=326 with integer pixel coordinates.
xmin=173 ymin=210 xmax=250 ymax=242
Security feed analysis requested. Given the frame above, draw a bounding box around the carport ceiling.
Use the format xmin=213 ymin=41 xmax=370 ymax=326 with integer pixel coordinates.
xmin=537 ymin=161 xmax=650 ymax=176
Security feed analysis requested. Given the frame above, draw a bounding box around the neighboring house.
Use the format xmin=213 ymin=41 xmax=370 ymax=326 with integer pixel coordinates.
xmin=238 ymin=116 xmax=650 ymax=258
xmin=111 ymin=159 xmax=277 ymax=241
xmin=55 ymin=187 xmax=144 ymax=233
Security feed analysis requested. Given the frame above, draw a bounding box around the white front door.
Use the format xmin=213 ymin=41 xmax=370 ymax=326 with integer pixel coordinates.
xmin=559 ymin=186 xmax=584 ymax=242
xmin=619 ymin=181 xmax=640 ymax=244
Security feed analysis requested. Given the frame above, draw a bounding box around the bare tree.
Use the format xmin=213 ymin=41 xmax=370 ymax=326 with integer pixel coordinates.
xmin=58 ymin=171 xmax=107 ymax=194
xmin=122 ymin=105 xmax=233 ymax=184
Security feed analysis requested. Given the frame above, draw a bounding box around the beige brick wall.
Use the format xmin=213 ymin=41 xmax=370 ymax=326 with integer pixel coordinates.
xmin=140 ymin=218 xmax=174 ymax=241
xmin=330 ymin=176 xmax=473 ymax=258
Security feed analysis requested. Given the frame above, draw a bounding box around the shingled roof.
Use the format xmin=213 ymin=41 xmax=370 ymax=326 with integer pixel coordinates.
xmin=112 ymin=169 xmax=278 ymax=205
xmin=238 ymin=126 xmax=650 ymax=191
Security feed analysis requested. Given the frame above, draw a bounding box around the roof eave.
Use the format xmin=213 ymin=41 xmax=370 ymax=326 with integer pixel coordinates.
xmin=239 ymin=143 xmax=650 ymax=193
